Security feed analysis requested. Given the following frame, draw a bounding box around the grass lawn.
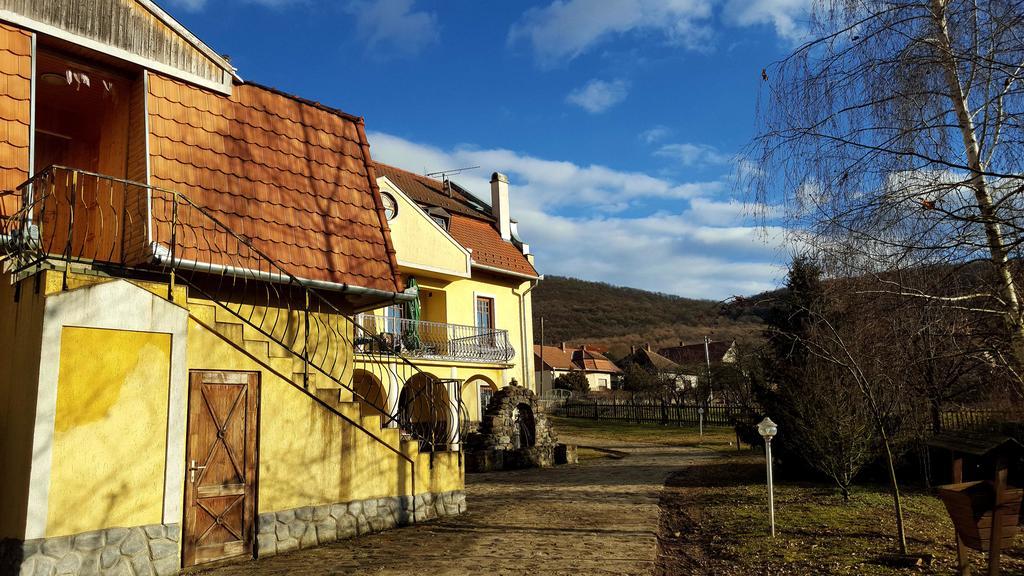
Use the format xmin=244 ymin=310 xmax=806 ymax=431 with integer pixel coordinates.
xmin=667 ymin=452 xmax=1024 ymax=575
xmin=548 ymin=417 xmax=1024 ymax=575
xmin=550 ymin=416 xmax=739 ymax=451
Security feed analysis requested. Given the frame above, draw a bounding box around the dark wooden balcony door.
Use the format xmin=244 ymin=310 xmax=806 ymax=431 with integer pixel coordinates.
xmin=184 ymin=371 xmax=259 ymax=567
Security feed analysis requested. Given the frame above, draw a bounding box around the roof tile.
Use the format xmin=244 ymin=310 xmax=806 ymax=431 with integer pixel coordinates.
xmin=448 ymin=214 xmax=538 ymax=277
xmin=374 ymin=163 xmax=537 ymax=277
xmin=147 ymin=74 xmax=400 ymax=292
xmin=0 ymin=24 xmax=30 ymax=220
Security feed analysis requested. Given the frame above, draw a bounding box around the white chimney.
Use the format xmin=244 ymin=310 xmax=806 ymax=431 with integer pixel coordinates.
xmin=490 ymin=172 xmax=511 ymax=241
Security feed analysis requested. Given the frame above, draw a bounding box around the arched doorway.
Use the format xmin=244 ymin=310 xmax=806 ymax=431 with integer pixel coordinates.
xmin=463 ymin=375 xmax=498 ymax=427
xmin=398 ymin=374 xmax=451 ymax=450
xmin=353 ymin=370 xmax=388 ymax=426
xmin=512 ymin=403 xmax=536 ymax=448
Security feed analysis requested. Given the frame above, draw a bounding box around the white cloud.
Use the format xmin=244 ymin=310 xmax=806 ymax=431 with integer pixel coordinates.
xmin=639 ymin=125 xmax=672 ymax=144
xmin=169 ymin=0 xmax=207 ymax=10
xmin=722 ymin=0 xmax=814 ymax=44
xmin=169 ymin=0 xmax=300 ymax=11
xmin=685 ymin=197 xmax=782 ymax=226
xmin=367 ymin=131 xmax=788 ymax=299
xmin=655 ymin=142 xmax=733 ymax=166
xmin=344 ymin=0 xmax=439 ymax=58
xmin=520 ymin=209 xmax=787 ymax=297
xmin=369 ymin=131 xmax=714 ymax=214
xmin=566 ymin=79 xmax=631 ymax=114
xmin=508 ymin=0 xmax=715 ymax=65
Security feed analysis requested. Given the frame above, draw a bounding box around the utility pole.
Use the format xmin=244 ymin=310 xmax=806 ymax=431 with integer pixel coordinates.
xmin=704 ymin=335 xmax=713 ymax=405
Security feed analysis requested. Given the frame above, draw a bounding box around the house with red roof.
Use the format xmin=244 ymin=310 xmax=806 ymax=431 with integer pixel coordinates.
xmin=370 ymin=163 xmax=541 ymax=424
xmin=0 ymin=3 xmax=469 ymax=573
xmin=534 ymin=343 xmax=622 ymax=393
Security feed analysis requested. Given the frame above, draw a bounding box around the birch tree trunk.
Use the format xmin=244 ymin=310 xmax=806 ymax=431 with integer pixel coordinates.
xmin=930 ymin=0 xmax=1024 ymax=374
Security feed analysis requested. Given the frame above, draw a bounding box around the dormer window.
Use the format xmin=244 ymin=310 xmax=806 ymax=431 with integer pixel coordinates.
xmin=426 ymin=207 xmax=450 ymax=231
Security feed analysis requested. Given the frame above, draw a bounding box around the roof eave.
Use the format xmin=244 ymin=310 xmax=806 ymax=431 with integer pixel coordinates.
xmin=472 ymin=262 xmax=541 ymax=281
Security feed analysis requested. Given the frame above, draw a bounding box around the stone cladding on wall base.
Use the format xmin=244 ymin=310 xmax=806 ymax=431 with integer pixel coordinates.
xmin=255 ymin=490 xmax=466 ymax=558
xmin=0 ymin=523 xmax=182 ymax=576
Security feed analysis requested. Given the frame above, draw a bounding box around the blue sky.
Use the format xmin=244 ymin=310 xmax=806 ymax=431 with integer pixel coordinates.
xmin=167 ymin=0 xmax=811 ymax=299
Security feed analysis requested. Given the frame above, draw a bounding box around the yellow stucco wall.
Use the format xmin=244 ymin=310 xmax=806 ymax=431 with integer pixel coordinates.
xmin=373 ymin=271 xmax=536 ymax=394
xmin=188 ymin=319 xmax=463 ymax=514
xmin=460 ymin=373 xmax=500 ymax=421
xmin=0 ymin=273 xmax=47 ymax=539
xmin=391 ymin=360 xmax=505 ymax=422
xmin=21 ymin=271 xmax=464 ymax=531
xmin=380 ymin=178 xmax=470 ymax=278
xmin=441 ymin=274 xmax=532 ymax=387
xmin=47 ymin=327 xmax=171 ymax=537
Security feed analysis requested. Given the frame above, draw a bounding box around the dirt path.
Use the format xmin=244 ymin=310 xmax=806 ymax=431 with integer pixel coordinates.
xmin=200 ymin=435 xmax=716 ymax=576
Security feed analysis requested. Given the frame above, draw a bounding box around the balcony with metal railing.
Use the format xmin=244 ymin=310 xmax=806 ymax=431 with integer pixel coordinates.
xmin=355 ymin=314 xmax=515 ymax=364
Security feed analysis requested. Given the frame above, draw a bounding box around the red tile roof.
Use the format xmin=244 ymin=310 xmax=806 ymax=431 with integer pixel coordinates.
xmin=658 ymin=341 xmax=735 ymax=365
xmin=147 ymin=75 xmax=401 ymax=293
xmin=375 ymin=163 xmax=539 ymax=279
xmin=448 ymin=214 xmax=539 ymax=278
xmin=375 ymin=163 xmax=491 ymax=220
xmin=534 ymin=344 xmax=621 ymax=374
xmin=0 ymin=23 xmax=31 ymax=219
xmin=573 ymin=348 xmax=622 ymax=373
xmin=533 ymin=344 xmax=576 ymax=371
xmin=624 ymin=347 xmax=681 ymax=372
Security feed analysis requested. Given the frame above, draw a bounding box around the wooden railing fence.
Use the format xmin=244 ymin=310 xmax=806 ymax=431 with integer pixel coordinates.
xmin=550 ymin=400 xmax=743 ymax=426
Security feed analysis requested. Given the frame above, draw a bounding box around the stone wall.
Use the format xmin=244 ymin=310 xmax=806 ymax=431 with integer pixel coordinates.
xmin=256 ymin=490 xmax=466 ymax=558
xmin=0 ymin=490 xmax=466 ymax=574
xmin=0 ymin=523 xmax=181 ymax=576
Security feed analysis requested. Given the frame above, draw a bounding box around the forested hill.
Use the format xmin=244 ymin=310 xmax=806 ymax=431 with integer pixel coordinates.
xmin=531 ymin=276 xmax=769 ymax=359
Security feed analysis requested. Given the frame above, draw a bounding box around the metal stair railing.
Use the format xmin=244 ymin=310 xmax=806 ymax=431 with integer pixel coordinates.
xmin=0 ymin=166 xmax=468 ymax=457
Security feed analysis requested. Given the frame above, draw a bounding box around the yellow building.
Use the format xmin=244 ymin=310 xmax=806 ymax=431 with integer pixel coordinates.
xmin=0 ymin=3 xmax=484 ymax=574
xmin=367 ymin=165 xmax=541 ymax=429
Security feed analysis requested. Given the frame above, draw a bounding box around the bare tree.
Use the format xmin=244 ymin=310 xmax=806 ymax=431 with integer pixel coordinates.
xmin=762 ymin=260 xmax=920 ymax=554
xmin=751 ymin=0 xmax=1024 ymax=400
xmin=799 ymin=288 xmax=919 ymax=555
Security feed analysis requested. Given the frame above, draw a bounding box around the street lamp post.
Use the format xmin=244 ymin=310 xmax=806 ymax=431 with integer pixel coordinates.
xmin=756 ymin=416 xmax=778 ymax=538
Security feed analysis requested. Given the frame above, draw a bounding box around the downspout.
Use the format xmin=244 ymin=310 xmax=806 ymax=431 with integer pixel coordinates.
xmin=513 ymin=275 xmax=542 ymax=391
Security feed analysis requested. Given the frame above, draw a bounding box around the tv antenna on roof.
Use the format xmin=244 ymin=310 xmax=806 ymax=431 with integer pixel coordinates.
xmin=424 ymin=166 xmax=480 ymax=179
xmin=425 ymin=166 xmax=480 ymax=197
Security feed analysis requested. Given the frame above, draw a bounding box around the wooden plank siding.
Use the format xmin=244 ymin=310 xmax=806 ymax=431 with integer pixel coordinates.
xmin=122 ymin=72 xmax=150 ymax=265
xmin=0 ymin=0 xmax=230 ymax=91
xmin=0 ymin=21 xmax=30 ymax=219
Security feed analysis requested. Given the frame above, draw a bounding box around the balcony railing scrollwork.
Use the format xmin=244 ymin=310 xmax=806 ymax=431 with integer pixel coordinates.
xmin=355 ymin=314 xmax=515 ymax=363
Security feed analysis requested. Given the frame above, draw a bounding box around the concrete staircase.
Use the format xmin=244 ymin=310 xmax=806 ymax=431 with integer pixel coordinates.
xmin=185 ymin=293 xmax=422 ymax=457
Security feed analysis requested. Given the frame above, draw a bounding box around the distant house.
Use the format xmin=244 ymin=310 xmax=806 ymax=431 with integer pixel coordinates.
xmin=619 ymin=344 xmax=694 ymax=389
xmin=658 ymin=340 xmax=738 ymax=367
xmin=654 ymin=340 xmax=739 ymax=391
xmin=534 ymin=343 xmax=622 ymax=394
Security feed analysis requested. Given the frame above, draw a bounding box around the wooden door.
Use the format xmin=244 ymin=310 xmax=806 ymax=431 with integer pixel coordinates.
xmin=183 ymin=371 xmax=259 ymax=567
